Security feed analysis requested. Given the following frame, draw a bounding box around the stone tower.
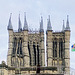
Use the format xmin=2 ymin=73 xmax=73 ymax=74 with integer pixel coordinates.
xmin=6 ymin=14 xmax=70 ymax=75
xmin=46 ymin=15 xmax=70 ymax=74
xmin=7 ymin=13 xmax=45 ymax=68
xmin=64 ymin=15 xmax=70 ymax=74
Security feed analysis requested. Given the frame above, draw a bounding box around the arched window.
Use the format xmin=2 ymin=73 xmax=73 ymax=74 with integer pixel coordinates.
xmin=12 ymin=37 xmax=24 ymax=67
xmin=37 ymin=43 xmax=39 ymax=66
xmin=17 ymin=38 xmax=23 ymax=55
xmin=33 ymin=42 xmax=36 ymax=65
xmin=59 ymin=38 xmax=63 ymax=58
xmin=28 ymin=42 xmax=31 ymax=66
xmin=13 ymin=37 xmax=17 ymax=54
xmin=53 ymin=38 xmax=57 ymax=58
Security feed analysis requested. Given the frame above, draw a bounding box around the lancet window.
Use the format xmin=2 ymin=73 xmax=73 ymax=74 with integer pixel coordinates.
xmin=53 ymin=39 xmax=57 ymax=58
xmin=33 ymin=42 xmax=36 ymax=65
xmin=28 ymin=42 xmax=31 ymax=66
xmin=37 ymin=43 xmax=39 ymax=66
xmin=12 ymin=38 xmax=23 ymax=55
xmin=17 ymin=38 xmax=22 ymax=55
xmin=13 ymin=37 xmax=17 ymax=54
xmin=11 ymin=37 xmax=24 ymax=67
xmin=59 ymin=38 xmax=63 ymax=58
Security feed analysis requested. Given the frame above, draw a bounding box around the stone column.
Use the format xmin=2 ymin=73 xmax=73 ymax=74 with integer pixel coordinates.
xmin=23 ymin=31 xmax=30 ymax=67
xmin=30 ymin=41 xmax=35 ymax=66
xmin=35 ymin=42 xmax=37 ymax=65
xmin=7 ymin=30 xmax=13 ymax=67
xmin=64 ymin=30 xmax=70 ymax=75
xmin=15 ymin=39 xmax=18 ymax=68
xmin=57 ymin=40 xmax=60 ymax=73
xmin=47 ymin=31 xmax=53 ymax=67
xmin=39 ymin=43 xmax=42 ymax=66
xmin=40 ymin=32 xmax=45 ymax=66
xmin=57 ymin=40 xmax=59 ymax=66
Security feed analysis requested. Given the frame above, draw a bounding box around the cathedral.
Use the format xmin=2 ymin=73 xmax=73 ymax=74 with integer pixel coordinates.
xmin=0 ymin=13 xmax=70 ymax=75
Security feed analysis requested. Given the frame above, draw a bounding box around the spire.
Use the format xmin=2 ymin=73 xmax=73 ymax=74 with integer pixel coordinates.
xmin=65 ymin=15 xmax=70 ymax=30
xmin=23 ymin=12 xmax=28 ymax=30
xmin=18 ymin=14 xmax=22 ymax=32
xmin=62 ymin=20 xmax=65 ymax=31
xmin=7 ymin=13 xmax=13 ymax=30
xmin=40 ymin=16 xmax=44 ymax=32
xmin=47 ymin=15 xmax=52 ymax=31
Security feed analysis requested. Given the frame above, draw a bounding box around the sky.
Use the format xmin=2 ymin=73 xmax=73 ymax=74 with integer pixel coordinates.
xmin=0 ymin=0 xmax=75 ymax=69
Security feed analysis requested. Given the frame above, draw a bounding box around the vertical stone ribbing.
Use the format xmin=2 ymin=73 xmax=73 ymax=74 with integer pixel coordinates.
xmin=7 ymin=30 xmax=13 ymax=67
xmin=23 ymin=31 xmax=30 ymax=67
xmin=30 ymin=41 xmax=35 ymax=66
xmin=38 ymin=43 xmax=42 ymax=66
xmin=35 ymin=42 xmax=37 ymax=65
xmin=57 ymin=40 xmax=59 ymax=66
xmin=47 ymin=30 xmax=53 ymax=66
xmin=64 ymin=30 xmax=70 ymax=74
xmin=57 ymin=40 xmax=60 ymax=72
xmin=62 ymin=40 xmax=65 ymax=66
xmin=40 ymin=32 xmax=45 ymax=66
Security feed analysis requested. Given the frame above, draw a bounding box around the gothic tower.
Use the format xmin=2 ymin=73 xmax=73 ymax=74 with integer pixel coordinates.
xmin=64 ymin=15 xmax=70 ymax=74
xmin=46 ymin=15 xmax=53 ymax=66
xmin=46 ymin=15 xmax=70 ymax=74
xmin=7 ymin=13 xmax=45 ymax=68
xmin=6 ymin=14 xmax=70 ymax=74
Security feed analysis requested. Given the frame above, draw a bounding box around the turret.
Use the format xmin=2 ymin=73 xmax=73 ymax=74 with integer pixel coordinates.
xmin=62 ymin=20 xmax=65 ymax=31
xmin=18 ymin=14 xmax=22 ymax=32
xmin=47 ymin=15 xmax=52 ymax=31
xmin=7 ymin=13 xmax=13 ymax=30
xmin=64 ymin=15 xmax=70 ymax=74
xmin=39 ymin=16 xmax=45 ymax=66
xmin=46 ymin=15 xmax=53 ymax=66
xmin=23 ymin=13 xmax=30 ymax=67
xmin=23 ymin=12 xmax=28 ymax=31
xmin=65 ymin=15 xmax=70 ymax=31
xmin=39 ymin=16 xmax=44 ymax=32
xmin=7 ymin=13 xmax=13 ymax=67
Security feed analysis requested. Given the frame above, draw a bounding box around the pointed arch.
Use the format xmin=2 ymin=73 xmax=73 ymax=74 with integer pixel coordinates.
xmin=37 ymin=43 xmax=39 ymax=66
xmin=59 ymin=38 xmax=63 ymax=58
xmin=13 ymin=37 xmax=17 ymax=54
xmin=28 ymin=42 xmax=31 ymax=66
xmin=11 ymin=37 xmax=24 ymax=67
xmin=17 ymin=38 xmax=23 ymax=55
xmin=53 ymin=38 xmax=57 ymax=58
xmin=33 ymin=42 xmax=36 ymax=65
